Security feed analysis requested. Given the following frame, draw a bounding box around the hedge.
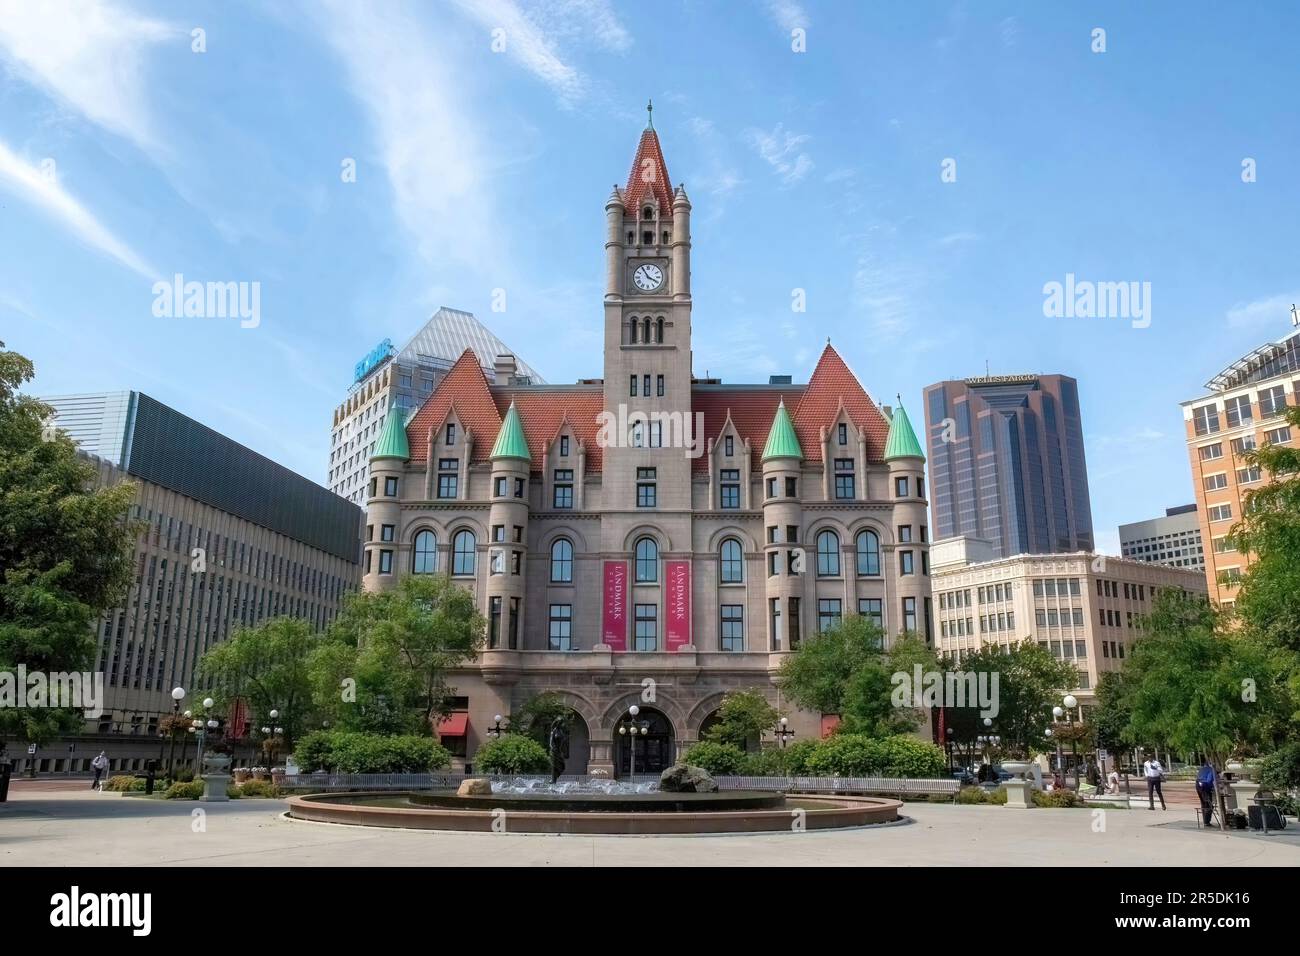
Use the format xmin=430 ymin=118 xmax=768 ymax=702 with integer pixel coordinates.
xmin=293 ymin=731 xmax=451 ymax=773
xmin=679 ymin=741 xmax=747 ymax=776
xmin=802 ymin=734 xmax=946 ymax=778
xmin=473 ymin=735 xmax=550 ymax=774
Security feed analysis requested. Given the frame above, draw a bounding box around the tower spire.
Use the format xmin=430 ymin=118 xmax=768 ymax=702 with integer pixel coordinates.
xmin=646 ymin=98 xmax=653 ymax=129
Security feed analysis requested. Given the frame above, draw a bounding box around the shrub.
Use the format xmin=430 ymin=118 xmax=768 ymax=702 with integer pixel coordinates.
xmin=956 ymin=786 xmax=987 ymax=804
xmin=679 ymin=741 xmax=746 ymax=776
xmin=236 ymin=780 xmax=282 ymax=798
xmin=1034 ymin=789 xmax=1081 ymax=808
xmin=740 ymin=748 xmax=791 ymax=776
xmin=782 ymin=738 xmax=820 ymax=775
xmin=163 ymin=780 xmax=205 ymax=800
xmin=986 ymin=787 xmax=1007 ymax=805
xmin=1260 ymin=742 xmax=1300 ymax=791
xmin=104 ymin=775 xmax=145 ymax=792
xmin=871 ymin=736 xmax=946 ymax=778
xmin=473 ymin=734 xmax=550 ymax=774
xmin=801 ymin=734 xmax=946 ymax=778
xmin=293 ymin=731 xmax=451 ymax=774
xmin=172 ymin=768 xmax=195 ymax=783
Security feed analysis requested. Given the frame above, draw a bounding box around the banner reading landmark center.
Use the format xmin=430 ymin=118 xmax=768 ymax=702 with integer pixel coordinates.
xmin=602 ymin=560 xmax=628 ymax=651
xmin=666 ymin=560 xmax=691 ymax=652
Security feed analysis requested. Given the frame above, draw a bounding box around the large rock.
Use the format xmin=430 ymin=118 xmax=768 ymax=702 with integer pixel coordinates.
xmin=457 ymin=778 xmax=493 ymax=796
xmin=659 ymin=764 xmax=718 ymax=793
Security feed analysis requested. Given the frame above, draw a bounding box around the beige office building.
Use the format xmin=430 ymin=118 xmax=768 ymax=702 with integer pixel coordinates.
xmin=355 ymin=113 xmax=934 ymax=775
xmin=931 ymin=536 xmax=1207 ymax=710
xmin=1180 ymin=312 xmax=1300 ymax=606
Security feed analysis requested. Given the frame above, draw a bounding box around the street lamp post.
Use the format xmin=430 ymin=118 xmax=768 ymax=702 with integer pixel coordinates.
xmin=945 ymin=727 xmax=954 ymax=772
xmin=193 ymin=697 xmax=216 ymax=770
xmin=486 ymin=715 xmax=509 ymax=739
xmin=164 ymin=686 xmax=186 ymax=778
xmin=774 ymin=717 xmax=795 ymax=749
xmin=617 ymin=705 xmax=648 ymax=779
xmin=1062 ymin=694 xmax=1079 ymax=790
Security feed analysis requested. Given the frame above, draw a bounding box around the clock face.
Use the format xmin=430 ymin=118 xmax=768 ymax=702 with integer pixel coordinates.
xmin=632 ymin=263 xmax=664 ymax=292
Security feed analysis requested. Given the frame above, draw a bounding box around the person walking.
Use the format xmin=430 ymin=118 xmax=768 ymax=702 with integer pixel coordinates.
xmin=90 ymin=751 xmax=108 ymax=791
xmin=1195 ymin=758 xmax=1217 ymax=827
xmin=1143 ymin=754 xmax=1166 ymax=810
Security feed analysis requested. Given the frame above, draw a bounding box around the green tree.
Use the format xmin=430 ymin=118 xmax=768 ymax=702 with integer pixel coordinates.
xmin=508 ymin=691 xmax=579 ymax=746
xmin=198 ymin=616 xmax=316 ymax=748
xmin=0 ymin=343 xmax=138 ymax=743
xmin=702 ymin=689 xmax=778 ymax=750
xmin=777 ymin=615 xmax=886 ymax=714
xmin=1091 ymin=671 xmax=1132 ymax=763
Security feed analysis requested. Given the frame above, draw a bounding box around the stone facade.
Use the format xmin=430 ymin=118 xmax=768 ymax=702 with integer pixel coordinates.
xmin=359 ymin=115 xmax=933 ymax=775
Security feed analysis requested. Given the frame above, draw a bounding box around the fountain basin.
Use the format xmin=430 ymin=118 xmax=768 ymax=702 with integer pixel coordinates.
xmin=287 ymin=790 xmax=901 ymax=834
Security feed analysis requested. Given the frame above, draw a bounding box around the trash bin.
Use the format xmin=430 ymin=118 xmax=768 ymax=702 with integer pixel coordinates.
xmin=0 ymin=760 xmax=14 ymax=802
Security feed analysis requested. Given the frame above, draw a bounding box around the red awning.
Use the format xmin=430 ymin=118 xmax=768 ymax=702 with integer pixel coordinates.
xmin=436 ymin=712 xmax=469 ymax=737
xmin=820 ymin=715 xmax=841 ymax=739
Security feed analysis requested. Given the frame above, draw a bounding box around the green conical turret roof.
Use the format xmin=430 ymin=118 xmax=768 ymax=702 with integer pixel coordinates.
xmin=371 ymin=403 xmax=410 ymax=461
xmin=762 ymin=398 xmax=803 ymax=461
xmin=490 ymin=401 xmax=531 ymax=461
xmin=884 ymin=400 xmax=925 ymax=461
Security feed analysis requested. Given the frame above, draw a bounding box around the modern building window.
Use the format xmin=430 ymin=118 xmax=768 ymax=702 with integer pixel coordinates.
xmin=1230 ymin=435 xmax=1256 ymax=455
xmin=643 ymin=374 xmax=651 ymax=397
xmin=899 ymin=550 xmax=914 ymax=575
xmin=636 ymin=467 xmax=657 ymax=508
xmin=384 ymin=476 xmax=399 ymax=496
xmin=856 ymin=530 xmax=881 ymax=576
xmin=834 ymin=458 xmax=855 ymax=499
xmin=720 ymin=469 xmax=740 ymax=509
xmin=1224 ymin=395 xmax=1253 ymax=428
xmin=380 ymin=524 xmax=395 ymax=542
xmin=816 ymin=530 xmax=841 ymax=577
xmin=1193 ymin=403 xmax=1220 ymax=435
xmin=817 ymin=598 xmax=842 ymax=633
xmin=902 ymin=597 xmax=917 ymax=633
xmin=437 ymin=459 xmax=458 ymax=498
xmin=1265 ymin=426 xmax=1293 ymax=445
xmin=1207 ymin=504 xmax=1233 ymax=522
xmin=452 ymin=530 xmax=476 ymax=575
xmin=553 ymin=469 xmax=574 ymax=509
xmin=1237 ymin=466 xmax=1262 ymax=484
xmin=378 ymin=550 xmax=393 ymax=575
xmin=413 ymin=531 xmax=437 ymax=574
xmin=550 ymin=539 xmax=574 ymax=583
xmin=548 ymin=604 xmax=572 ymax=650
xmin=858 ymin=597 xmax=883 ymax=630
xmin=720 ymin=605 xmax=744 ymax=652
xmin=720 ymin=538 xmax=744 ymax=583
xmin=635 ymin=537 xmax=659 ymax=582
xmin=1259 ymin=385 xmax=1287 ymax=417
xmin=634 ymin=604 xmax=658 ymax=651
xmin=489 ymin=596 xmax=502 ymax=648
xmin=446 ymin=423 xmax=456 ymax=446
xmin=895 ymin=476 xmax=908 ymax=498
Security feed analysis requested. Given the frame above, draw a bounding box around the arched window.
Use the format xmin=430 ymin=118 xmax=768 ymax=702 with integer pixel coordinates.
xmin=413 ymin=530 xmax=437 ymax=574
xmin=720 ymin=538 xmax=743 ymax=583
xmin=856 ymin=530 xmax=881 ymax=576
xmin=452 ymin=530 xmax=476 ymax=576
xmin=642 ymin=318 xmax=651 ymax=342
xmin=816 ymin=530 xmax=841 ymax=577
xmin=630 ymin=318 xmax=638 ymax=343
xmin=635 ymin=537 xmax=659 ymax=582
xmin=550 ymin=539 xmax=573 ymax=583
xmin=656 ymin=317 xmax=664 ymax=343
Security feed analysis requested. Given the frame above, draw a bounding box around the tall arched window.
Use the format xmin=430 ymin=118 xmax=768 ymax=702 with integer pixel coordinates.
xmin=720 ymin=538 xmax=743 ymax=583
xmin=413 ymin=530 xmax=437 ymax=574
xmin=816 ymin=530 xmax=841 ymax=577
xmin=452 ymin=530 xmax=476 ymax=576
xmin=642 ymin=318 xmax=651 ymax=342
xmin=550 ymin=538 xmax=573 ymax=583
xmin=635 ymin=537 xmax=659 ymax=582
xmin=629 ymin=318 xmax=638 ymax=343
xmin=656 ymin=317 xmax=664 ymax=343
xmin=856 ymin=530 xmax=881 ymax=576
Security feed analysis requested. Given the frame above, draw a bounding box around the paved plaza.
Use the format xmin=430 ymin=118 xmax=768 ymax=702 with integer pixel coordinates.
xmin=2 ymin=785 xmax=1297 ymax=867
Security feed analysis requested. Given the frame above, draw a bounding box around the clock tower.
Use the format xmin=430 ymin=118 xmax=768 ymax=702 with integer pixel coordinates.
xmin=602 ymin=102 xmax=694 ymax=510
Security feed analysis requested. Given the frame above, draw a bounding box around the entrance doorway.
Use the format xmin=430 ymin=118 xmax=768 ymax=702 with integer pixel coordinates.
xmin=615 ymin=708 xmax=674 ymax=778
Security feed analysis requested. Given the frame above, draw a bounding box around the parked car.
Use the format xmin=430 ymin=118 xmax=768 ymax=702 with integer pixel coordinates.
xmin=978 ymin=764 xmax=1014 ymax=787
xmin=951 ymin=768 xmax=976 ymax=786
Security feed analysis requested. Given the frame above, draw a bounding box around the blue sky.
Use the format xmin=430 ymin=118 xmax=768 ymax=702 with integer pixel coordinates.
xmin=2 ymin=1 xmax=1298 ymax=554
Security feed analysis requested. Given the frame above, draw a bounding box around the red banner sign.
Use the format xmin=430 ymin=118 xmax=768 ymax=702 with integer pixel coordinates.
xmin=666 ymin=560 xmax=691 ymax=652
xmin=602 ymin=560 xmax=628 ymax=651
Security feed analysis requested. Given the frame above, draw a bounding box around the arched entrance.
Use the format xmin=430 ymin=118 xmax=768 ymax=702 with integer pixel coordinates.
xmin=561 ymin=709 xmax=591 ymax=775
xmin=614 ymin=707 xmax=675 ymax=778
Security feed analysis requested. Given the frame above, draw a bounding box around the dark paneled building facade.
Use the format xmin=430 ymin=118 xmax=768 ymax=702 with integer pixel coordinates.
xmin=923 ymin=375 xmax=1094 ymax=559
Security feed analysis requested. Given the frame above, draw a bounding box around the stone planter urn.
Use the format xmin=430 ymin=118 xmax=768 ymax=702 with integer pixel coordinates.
xmin=1225 ymin=760 xmax=1259 ymax=812
xmin=200 ymin=753 xmax=232 ymax=802
xmin=1001 ymin=760 xmax=1033 ymax=809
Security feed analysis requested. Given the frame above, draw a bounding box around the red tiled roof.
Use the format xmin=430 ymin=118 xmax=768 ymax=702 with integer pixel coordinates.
xmin=406 ymin=350 xmax=501 ymax=461
xmin=492 ymin=388 xmax=607 ymax=472
xmin=791 ymin=344 xmax=890 ymax=462
xmin=624 ymin=128 xmax=674 ymax=219
xmin=691 ymin=387 xmax=803 ymax=474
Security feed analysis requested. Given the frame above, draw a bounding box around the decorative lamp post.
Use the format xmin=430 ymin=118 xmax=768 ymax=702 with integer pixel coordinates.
xmin=617 ymin=705 xmax=649 ymax=779
xmin=162 ymin=686 xmax=186 ymax=777
xmin=945 ymin=726 xmax=954 ymax=773
xmin=1062 ymin=694 xmax=1079 ymax=790
xmin=486 ymin=715 xmax=508 ymax=739
xmin=774 ymin=716 xmax=795 ymax=749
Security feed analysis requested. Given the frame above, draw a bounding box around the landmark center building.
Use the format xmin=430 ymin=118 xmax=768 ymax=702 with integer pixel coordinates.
xmin=359 ymin=115 xmax=933 ymax=775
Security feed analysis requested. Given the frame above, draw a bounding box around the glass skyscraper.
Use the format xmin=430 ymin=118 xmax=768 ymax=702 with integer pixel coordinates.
xmin=923 ymin=374 xmax=1094 ymax=558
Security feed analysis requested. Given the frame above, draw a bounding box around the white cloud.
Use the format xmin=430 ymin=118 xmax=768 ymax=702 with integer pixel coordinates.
xmin=938 ymin=231 xmax=981 ymax=246
xmin=1225 ymin=291 xmax=1300 ymax=330
xmin=686 ymin=117 xmax=742 ymax=203
xmin=852 ymin=243 xmax=921 ymax=341
xmin=766 ymin=1 xmax=809 ymax=33
xmin=0 ymin=138 xmax=154 ymax=278
xmin=745 ymin=123 xmax=813 ymax=184
xmin=0 ymin=0 xmax=175 ymax=151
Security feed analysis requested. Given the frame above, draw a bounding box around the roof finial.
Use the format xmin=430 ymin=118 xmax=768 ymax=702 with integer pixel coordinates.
xmin=826 ymin=336 xmax=831 ymax=345
xmin=646 ymin=98 xmax=654 ymax=129
xmin=896 ymin=393 xmax=902 ymax=406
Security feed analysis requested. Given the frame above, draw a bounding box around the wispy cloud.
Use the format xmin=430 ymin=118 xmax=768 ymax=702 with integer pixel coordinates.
xmin=745 ymin=123 xmax=813 ymax=184
xmin=937 ymin=231 xmax=981 ymax=246
xmin=765 ymin=0 xmax=809 ymax=33
xmin=686 ymin=117 xmax=742 ymax=207
xmin=1225 ymin=291 xmax=1300 ymax=330
xmin=0 ymin=0 xmax=176 ymax=152
xmin=0 ymin=138 xmax=154 ymax=278
xmin=850 ymin=227 xmax=923 ymax=342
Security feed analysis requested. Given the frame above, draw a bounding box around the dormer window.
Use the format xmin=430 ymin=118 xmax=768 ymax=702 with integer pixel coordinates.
xmin=643 ymin=206 xmax=654 ymax=220
xmin=446 ymin=423 xmax=456 ymax=446
xmin=838 ymin=422 xmax=847 ymax=445
xmin=560 ymin=435 xmax=570 ymax=457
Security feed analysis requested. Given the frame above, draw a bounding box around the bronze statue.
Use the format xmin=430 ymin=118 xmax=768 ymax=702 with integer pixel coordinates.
xmin=548 ymin=717 xmax=569 ymax=784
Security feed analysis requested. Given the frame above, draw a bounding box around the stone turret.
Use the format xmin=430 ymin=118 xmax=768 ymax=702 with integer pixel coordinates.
xmin=761 ymin=399 xmax=806 ymax=651
xmin=364 ymin=403 xmax=410 ymax=593
xmin=485 ymin=402 xmax=530 ymax=649
xmin=884 ymin=400 xmax=930 ymax=644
